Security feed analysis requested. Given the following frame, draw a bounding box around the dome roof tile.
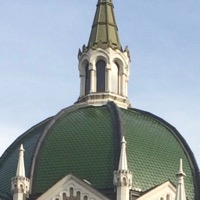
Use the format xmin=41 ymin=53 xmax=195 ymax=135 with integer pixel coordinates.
xmin=0 ymin=103 xmax=199 ymax=199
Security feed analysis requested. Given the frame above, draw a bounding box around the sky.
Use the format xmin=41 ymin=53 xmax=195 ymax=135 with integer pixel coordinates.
xmin=0 ymin=0 xmax=200 ymax=167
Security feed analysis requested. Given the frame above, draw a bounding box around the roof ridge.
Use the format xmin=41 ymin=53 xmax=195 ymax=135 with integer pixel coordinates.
xmin=106 ymin=102 xmax=123 ymax=170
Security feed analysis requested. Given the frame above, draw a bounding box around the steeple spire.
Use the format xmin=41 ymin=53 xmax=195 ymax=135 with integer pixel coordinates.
xmin=88 ymin=0 xmax=121 ymax=50
xmin=175 ymin=159 xmax=187 ymax=200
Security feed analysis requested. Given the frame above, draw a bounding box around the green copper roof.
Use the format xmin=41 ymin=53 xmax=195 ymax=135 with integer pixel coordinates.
xmin=33 ymin=106 xmax=115 ymax=193
xmin=88 ymin=0 xmax=121 ymax=50
xmin=0 ymin=192 xmax=10 ymax=200
xmin=0 ymin=103 xmax=199 ymax=199
xmin=121 ymin=108 xmax=195 ymax=196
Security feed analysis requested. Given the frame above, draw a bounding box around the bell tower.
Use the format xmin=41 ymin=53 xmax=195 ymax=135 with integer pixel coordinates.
xmin=76 ymin=0 xmax=131 ymax=109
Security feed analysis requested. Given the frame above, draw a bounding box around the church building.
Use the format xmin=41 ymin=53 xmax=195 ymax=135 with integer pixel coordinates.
xmin=0 ymin=0 xmax=199 ymax=200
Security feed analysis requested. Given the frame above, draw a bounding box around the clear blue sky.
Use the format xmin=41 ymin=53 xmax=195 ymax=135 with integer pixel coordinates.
xmin=0 ymin=0 xmax=200 ymax=167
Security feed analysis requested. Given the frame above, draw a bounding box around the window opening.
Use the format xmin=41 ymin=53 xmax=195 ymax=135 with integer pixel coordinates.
xmin=77 ymin=191 xmax=81 ymax=200
xmin=85 ymin=64 xmax=90 ymax=95
xmin=70 ymin=187 xmax=74 ymax=198
xmin=96 ymin=60 xmax=106 ymax=92
xmin=166 ymin=194 xmax=170 ymax=200
xmin=63 ymin=193 xmax=67 ymax=200
xmin=84 ymin=195 xmax=88 ymax=200
xmin=111 ymin=62 xmax=119 ymax=94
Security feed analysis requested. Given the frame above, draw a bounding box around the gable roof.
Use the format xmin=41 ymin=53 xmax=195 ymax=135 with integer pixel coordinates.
xmin=37 ymin=174 xmax=110 ymax=200
xmin=137 ymin=181 xmax=176 ymax=200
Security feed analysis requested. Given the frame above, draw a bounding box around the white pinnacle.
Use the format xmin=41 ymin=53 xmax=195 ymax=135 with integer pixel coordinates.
xmin=175 ymin=159 xmax=187 ymax=200
xmin=118 ymin=136 xmax=128 ymax=170
xmin=16 ymin=144 xmax=25 ymax=177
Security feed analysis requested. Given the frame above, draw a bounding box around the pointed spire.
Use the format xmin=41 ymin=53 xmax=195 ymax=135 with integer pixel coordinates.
xmin=118 ymin=136 xmax=128 ymax=170
xmin=175 ymin=159 xmax=187 ymax=200
xmin=11 ymin=144 xmax=30 ymax=200
xmin=88 ymin=0 xmax=121 ymax=50
xmin=113 ymin=136 xmax=132 ymax=200
xmin=16 ymin=144 xmax=25 ymax=177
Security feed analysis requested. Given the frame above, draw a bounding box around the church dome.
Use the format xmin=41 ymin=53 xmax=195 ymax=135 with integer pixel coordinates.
xmin=1 ymin=1 xmax=200 ymax=200
xmin=0 ymin=102 xmax=199 ymax=199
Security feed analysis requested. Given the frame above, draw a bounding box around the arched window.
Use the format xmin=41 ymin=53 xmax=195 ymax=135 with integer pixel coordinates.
xmin=84 ymin=195 xmax=88 ymax=200
xmin=85 ymin=64 xmax=90 ymax=95
xmin=77 ymin=191 xmax=81 ymax=200
xmin=20 ymin=184 xmax=24 ymax=192
xmin=63 ymin=193 xmax=67 ymax=200
xmin=96 ymin=60 xmax=106 ymax=92
xmin=123 ymin=177 xmax=127 ymax=185
xmin=70 ymin=187 xmax=74 ymax=197
xmin=111 ymin=62 xmax=119 ymax=94
xmin=166 ymin=194 xmax=170 ymax=200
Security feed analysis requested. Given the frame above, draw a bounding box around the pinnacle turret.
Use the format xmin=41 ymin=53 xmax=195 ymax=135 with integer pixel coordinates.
xmin=11 ymin=144 xmax=30 ymax=200
xmin=114 ymin=137 xmax=132 ymax=200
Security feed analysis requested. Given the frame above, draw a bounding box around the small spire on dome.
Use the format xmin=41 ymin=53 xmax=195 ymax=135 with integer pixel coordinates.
xmin=177 ymin=158 xmax=186 ymax=176
xmin=114 ymin=136 xmax=132 ymax=200
xmin=175 ymin=159 xmax=187 ymax=200
xmin=118 ymin=136 xmax=128 ymax=170
xmin=16 ymin=144 xmax=25 ymax=177
xmin=19 ymin=144 xmax=24 ymax=151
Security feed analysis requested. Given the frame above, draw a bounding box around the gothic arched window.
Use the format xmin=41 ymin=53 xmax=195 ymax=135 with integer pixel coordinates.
xmin=77 ymin=191 xmax=81 ymax=200
xmin=85 ymin=64 xmax=90 ymax=95
xmin=166 ymin=194 xmax=170 ymax=200
xmin=111 ymin=62 xmax=119 ymax=94
xmin=63 ymin=193 xmax=67 ymax=200
xmin=96 ymin=60 xmax=106 ymax=92
xmin=70 ymin=187 xmax=74 ymax=197
xmin=84 ymin=195 xmax=88 ymax=200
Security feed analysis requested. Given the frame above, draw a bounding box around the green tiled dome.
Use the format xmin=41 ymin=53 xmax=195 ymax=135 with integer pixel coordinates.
xmin=0 ymin=103 xmax=199 ymax=199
